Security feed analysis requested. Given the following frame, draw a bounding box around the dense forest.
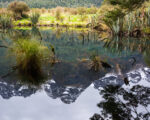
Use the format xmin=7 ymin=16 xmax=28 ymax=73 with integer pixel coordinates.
xmin=0 ymin=0 xmax=102 ymax=8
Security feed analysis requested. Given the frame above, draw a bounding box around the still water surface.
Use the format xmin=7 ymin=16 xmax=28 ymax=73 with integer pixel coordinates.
xmin=0 ymin=27 xmax=150 ymax=120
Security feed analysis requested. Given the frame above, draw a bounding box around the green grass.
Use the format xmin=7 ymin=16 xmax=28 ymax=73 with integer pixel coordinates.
xmin=13 ymin=18 xmax=31 ymax=26
xmin=143 ymin=27 xmax=150 ymax=34
xmin=13 ymin=13 xmax=96 ymax=27
xmin=39 ymin=14 xmax=55 ymax=21
xmin=14 ymin=26 xmax=89 ymax=32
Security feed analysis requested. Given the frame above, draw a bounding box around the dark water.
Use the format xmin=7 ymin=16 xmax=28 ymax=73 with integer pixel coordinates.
xmin=0 ymin=27 xmax=150 ymax=120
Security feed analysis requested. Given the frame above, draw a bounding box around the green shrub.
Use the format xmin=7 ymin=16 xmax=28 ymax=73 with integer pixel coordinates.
xmin=102 ymin=8 xmax=125 ymax=34
xmin=8 ymin=1 xmax=29 ymax=20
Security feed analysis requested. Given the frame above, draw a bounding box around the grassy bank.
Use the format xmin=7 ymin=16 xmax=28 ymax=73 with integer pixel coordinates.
xmin=13 ymin=13 xmax=94 ymax=28
xmin=0 ymin=6 xmax=99 ymax=28
xmin=1 ymin=0 xmax=150 ymax=37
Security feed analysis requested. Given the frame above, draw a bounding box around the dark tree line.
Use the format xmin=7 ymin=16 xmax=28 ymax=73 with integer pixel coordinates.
xmin=0 ymin=0 xmax=102 ymax=8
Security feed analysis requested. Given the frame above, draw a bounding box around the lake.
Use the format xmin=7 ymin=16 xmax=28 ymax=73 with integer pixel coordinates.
xmin=0 ymin=27 xmax=150 ymax=120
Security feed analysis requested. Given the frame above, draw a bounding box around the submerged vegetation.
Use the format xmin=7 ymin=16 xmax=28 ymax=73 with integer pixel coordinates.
xmin=89 ymin=54 xmax=111 ymax=72
xmin=90 ymin=55 xmax=102 ymax=72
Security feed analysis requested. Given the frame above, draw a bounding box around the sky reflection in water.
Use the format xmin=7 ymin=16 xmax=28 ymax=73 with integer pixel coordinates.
xmin=0 ymin=85 xmax=100 ymax=120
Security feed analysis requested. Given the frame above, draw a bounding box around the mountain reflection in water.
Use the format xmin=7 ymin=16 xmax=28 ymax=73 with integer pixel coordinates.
xmin=0 ymin=28 xmax=150 ymax=120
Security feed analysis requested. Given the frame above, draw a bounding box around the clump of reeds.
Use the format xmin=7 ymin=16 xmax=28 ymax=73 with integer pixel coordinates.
xmin=89 ymin=55 xmax=102 ymax=72
xmin=11 ymin=39 xmax=54 ymax=81
xmin=0 ymin=14 xmax=12 ymax=29
xmin=68 ymin=8 xmax=78 ymax=15
xmin=89 ymin=53 xmax=111 ymax=72
xmin=87 ymin=6 xmax=98 ymax=14
xmin=55 ymin=8 xmax=62 ymax=21
xmin=30 ymin=12 xmax=40 ymax=26
xmin=112 ymin=18 xmax=122 ymax=35
xmin=41 ymin=7 xmax=46 ymax=13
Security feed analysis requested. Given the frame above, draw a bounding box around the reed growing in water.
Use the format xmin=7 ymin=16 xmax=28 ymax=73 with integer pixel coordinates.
xmin=11 ymin=39 xmax=54 ymax=83
xmin=0 ymin=14 xmax=12 ymax=29
xmin=30 ymin=12 xmax=40 ymax=26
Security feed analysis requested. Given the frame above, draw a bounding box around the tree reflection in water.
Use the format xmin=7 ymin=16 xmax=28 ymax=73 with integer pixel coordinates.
xmin=103 ymin=36 xmax=150 ymax=57
xmin=90 ymin=85 xmax=150 ymax=120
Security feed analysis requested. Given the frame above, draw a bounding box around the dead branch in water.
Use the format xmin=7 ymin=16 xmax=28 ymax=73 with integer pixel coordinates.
xmin=1 ymin=66 xmax=18 ymax=79
xmin=0 ymin=45 xmax=8 ymax=48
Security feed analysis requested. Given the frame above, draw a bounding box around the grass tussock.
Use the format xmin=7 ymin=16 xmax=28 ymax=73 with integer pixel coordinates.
xmin=30 ymin=12 xmax=40 ymax=26
xmin=89 ymin=55 xmax=102 ymax=72
xmin=11 ymin=39 xmax=54 ymax=81
xmin=55 ymin=8 xmax=63 ymax=21
xmin=0 ymin=14 xmax=12 ymax=29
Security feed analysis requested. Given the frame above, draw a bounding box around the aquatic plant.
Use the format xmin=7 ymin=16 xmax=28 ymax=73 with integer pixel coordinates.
xmin=30 ymin=12 xmax=40 ymax=26
xmin=11 ymin=39 xmax=54 ymax=81
xmin=0 ymin=14 xmax=12 ymax=29
xmin=89 ymin=55 xmax=102 ymax=72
